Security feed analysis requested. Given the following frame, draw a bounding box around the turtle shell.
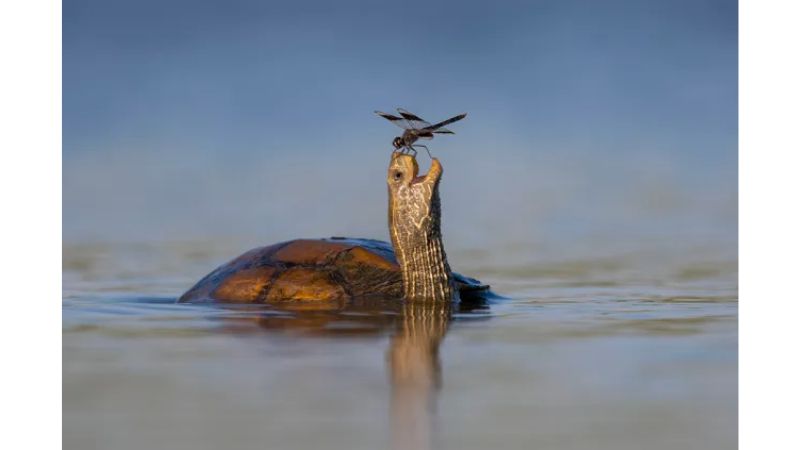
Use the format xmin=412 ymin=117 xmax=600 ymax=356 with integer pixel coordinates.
xmin=178 ymin=237 xmax=488 ymax=303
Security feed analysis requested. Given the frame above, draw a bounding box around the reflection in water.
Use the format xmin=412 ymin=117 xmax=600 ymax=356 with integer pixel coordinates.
xmin=389 ymin=301 xmax=451 ymax=450
xmin=210 ymin=299 xmax=468 ymax=450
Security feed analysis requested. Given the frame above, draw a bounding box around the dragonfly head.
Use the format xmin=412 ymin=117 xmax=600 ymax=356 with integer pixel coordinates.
xmin=392 ymin=137 xmax=404 ymax=149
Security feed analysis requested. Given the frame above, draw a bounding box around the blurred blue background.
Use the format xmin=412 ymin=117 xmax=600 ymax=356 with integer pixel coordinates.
xmin=63 ymin=0 xmax=737 ymax=251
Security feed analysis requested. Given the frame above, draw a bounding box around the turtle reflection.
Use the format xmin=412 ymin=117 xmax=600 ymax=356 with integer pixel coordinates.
xmin=210 ymin=298 xmax=488 ymax=450
xmin=389 ymin=301 xmax=452 ymax=450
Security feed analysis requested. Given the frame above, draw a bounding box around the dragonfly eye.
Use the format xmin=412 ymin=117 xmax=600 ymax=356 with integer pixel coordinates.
xmin=392 ymin=137 xmax=403 ymax=148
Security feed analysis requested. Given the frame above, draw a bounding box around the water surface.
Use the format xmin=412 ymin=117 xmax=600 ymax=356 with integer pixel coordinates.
xmin=63 ymin=237 xmax=736 ymax=450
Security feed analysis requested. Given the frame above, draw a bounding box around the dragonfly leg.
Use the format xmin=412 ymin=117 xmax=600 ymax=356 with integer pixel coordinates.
xmin=414 ymin=145 xmax=432 ymax=159
xmin=407 ymin=146 xmax=417 ymax=157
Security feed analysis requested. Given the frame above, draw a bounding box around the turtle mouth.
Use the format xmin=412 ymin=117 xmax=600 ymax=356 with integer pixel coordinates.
xmin=409 ymin=160 xmax=432 ymax=185
xmin=410 ymin=174 xmax=427 ymax=185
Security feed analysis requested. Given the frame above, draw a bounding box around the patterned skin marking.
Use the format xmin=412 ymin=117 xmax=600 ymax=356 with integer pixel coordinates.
xmin=387 ymin=152 xmax=456 ymax=302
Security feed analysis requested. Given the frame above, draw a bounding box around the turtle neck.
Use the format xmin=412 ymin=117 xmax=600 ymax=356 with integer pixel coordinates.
xmin=387 ymin=154 xmax=456 ymax=302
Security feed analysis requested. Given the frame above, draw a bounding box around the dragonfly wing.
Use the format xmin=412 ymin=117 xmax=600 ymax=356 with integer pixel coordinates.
xmin=397 ymin=108 xmax=432 ymax=130
xmin=375 ymin=111 xmax=413 ymax=130
xmin=424 ymin=113 xmax=467 ymax=131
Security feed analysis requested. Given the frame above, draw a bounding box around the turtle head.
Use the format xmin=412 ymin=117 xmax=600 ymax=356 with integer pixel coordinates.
xmin=386 ymin=152 xmax=441 ymax=191
xmin=387 ymin=152 xmax=454 ymax=302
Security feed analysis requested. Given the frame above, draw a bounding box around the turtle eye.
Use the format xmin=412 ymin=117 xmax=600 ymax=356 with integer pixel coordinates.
xmin=394 ymin=171 xmax=403 ymax=180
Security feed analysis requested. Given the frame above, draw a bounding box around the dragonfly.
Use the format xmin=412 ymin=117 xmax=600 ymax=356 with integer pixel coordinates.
xmin=375 ymin=108 xmax=467 ymax=158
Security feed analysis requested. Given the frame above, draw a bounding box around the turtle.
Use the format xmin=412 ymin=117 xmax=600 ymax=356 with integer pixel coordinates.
xmin=178 ymin=152 xmax=491 ymax=303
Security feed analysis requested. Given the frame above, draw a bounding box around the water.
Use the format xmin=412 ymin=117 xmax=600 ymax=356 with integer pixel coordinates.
xmin=63 ymin=237 xmax=737 ymax=450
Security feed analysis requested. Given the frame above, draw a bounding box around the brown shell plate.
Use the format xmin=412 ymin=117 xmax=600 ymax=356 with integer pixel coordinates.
xmin=178 ymin=237 xmax=489 ymax=303
xmin=179 ymin=238 xmax=405 ymax=303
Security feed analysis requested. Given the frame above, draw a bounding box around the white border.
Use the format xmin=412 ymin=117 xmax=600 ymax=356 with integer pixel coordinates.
xmin=740 ymin=0 xmax=800 ymax=449
xmin=0 ymin=1 xmax=62 ymax=448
